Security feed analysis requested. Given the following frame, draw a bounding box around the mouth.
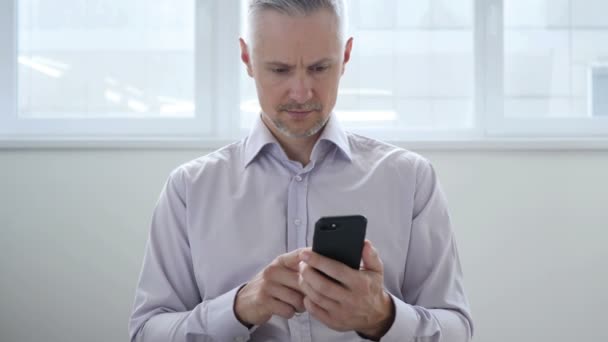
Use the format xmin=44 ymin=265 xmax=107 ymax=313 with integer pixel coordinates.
xmin=286 ymin=110 xmax=314 ymax=119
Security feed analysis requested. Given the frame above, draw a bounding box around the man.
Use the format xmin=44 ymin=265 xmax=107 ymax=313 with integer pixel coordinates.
xmin=129 ymin=0 xmax=474 ymax=341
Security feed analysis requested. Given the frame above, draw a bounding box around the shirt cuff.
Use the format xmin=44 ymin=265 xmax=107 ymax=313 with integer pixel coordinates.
xmin=205 ymin=284 xmax=255 ymax=342
xmin=377 ymin=293 xmax=418 ymax=342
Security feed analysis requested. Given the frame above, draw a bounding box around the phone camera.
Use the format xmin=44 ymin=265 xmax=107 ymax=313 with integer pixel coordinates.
xmin=321 ymin=223 xmax=338 ymax=231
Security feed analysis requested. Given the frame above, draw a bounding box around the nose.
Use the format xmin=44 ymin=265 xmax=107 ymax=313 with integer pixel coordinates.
xmin=287 ymin=71 xmax=313 ymax=104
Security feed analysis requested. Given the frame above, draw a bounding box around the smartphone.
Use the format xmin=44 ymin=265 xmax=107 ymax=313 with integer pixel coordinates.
xmin=312 ymin=215 xmax=367 ymax=270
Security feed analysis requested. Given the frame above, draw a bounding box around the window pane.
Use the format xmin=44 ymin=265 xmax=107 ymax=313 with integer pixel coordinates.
xmin=504 ymin=0 xmax=608 ymax=119
xmin=18 ymin=0 xmax=195 ymax=119
xmin=239 ymin=0 xmax=475 ymax=133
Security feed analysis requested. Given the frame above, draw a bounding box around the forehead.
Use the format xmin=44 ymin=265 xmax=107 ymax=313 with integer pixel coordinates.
xmin=251 ymin=9 xmax=342 ymax=62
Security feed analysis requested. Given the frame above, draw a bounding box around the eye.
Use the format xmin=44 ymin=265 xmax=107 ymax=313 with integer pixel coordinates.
xmin=271 ymin=68 xmax=289 ymax=74
xmin=310 ymin=65 xmax=329 ymax=73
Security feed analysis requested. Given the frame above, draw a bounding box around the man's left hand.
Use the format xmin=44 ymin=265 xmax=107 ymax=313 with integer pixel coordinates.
xmin=298 ymin=240 xmax=395 ymax=340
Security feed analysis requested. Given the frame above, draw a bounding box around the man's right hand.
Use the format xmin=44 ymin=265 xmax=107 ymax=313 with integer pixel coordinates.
xmin=234 ymin=249 xmax=306 ymax=327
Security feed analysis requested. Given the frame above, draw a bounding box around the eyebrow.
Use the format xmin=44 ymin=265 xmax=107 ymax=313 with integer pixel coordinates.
xmin=264 ymin=58 xmax=334 ymax=68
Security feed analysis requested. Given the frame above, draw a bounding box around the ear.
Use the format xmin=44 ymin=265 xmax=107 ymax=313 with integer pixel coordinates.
xmin=239 ymin=38 xmax=254 ymax=77
xmin=341 ymin=37 xmax=354 ymax=75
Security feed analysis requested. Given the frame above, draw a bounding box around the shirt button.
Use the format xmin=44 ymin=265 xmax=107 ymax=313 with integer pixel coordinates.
xmin=294 ymin=218 xmax=302 ymax=226
xmin=294 ymin=175 xmax=303 ymax=182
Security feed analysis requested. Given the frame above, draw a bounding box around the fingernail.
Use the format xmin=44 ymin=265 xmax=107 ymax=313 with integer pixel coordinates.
xmin=301 ymin=251 xmax=310 ymax=261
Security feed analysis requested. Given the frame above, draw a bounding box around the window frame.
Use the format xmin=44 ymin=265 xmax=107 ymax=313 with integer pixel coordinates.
xmin=1 ymin=0 xmax=608 ymax=149
xmin=0 ymin=0 xmax=17 ymax=139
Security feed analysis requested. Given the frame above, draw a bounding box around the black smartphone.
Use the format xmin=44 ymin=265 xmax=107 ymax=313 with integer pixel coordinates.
xmin=312 ymin=215 xmax=367 ymax=270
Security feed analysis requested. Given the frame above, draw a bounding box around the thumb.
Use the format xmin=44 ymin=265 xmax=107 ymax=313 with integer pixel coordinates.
xmin=361 ymin=240 xmax=383 ymax=273
xmin=279 ymin=248 xmax=307 ymax=271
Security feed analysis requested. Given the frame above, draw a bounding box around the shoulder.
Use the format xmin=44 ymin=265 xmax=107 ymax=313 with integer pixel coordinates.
xmin=168 ymin=139 xmax=245 ymax=184
xmin=345 ymin=131 xmax=433 ymax=174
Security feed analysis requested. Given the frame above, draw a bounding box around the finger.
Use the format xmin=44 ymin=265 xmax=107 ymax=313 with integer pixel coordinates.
xmin=303 ymin=296 xmax=333 ymax=328
xmin=299 ymin=262 xmax=347 ymax=302
xmin=269 ymin=297 xmax=296 ymax=319
xmin=361 ymin=240 xmax=383 ymax=273
xmin=265 ymin=283 xmax=305 ymax=313
xmin=277 ymin=248 xmax=304 ymax=271
xmin=300 ymin=250 xmax=355 ymax=286
xmin=265 ymin=264 xmax=302 ymax=292
xmin=298 ymin=276 xmax=340 ymax=312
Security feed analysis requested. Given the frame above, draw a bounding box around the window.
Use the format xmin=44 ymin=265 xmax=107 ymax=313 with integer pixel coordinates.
xmin=1 ymin=0 xmax=607 ymax=144
xmin=494 ymin=0 xmax=608 ymax=136
xmin=18 ymin=1 xmax=195 ymax=119
xmin=1 ymin=0 xmax=211 ymax=140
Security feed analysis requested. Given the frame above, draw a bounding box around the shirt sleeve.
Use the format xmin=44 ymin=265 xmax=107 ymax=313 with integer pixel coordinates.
xmin=379 ymin=157 xmax=475 ymax=342
xmin=128 ymin=168 xmax=252 ymax=342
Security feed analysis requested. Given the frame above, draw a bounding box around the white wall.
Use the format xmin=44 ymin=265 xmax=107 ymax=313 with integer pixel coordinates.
xmin=1 ymin=148 xmax=607 ymax=342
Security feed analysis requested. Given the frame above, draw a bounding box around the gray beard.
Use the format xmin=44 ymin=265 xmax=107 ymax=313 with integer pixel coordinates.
xmin=267 ymin=113 xmax=330 ymax=139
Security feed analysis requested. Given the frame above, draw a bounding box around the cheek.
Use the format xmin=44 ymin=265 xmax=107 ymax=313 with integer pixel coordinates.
xmin=316 ymin=79 xmax=339 ymax=103
xmin=319 ymin=70 xmax=341 ymax=90
xmin=254 ymin=82 xmax=283 ymax=111
xmin=255 ymin=71 xmax=287 ymax=89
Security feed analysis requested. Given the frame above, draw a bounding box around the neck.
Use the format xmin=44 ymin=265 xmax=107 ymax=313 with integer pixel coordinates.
xmin=261 ymin=116 xmax=322 ymax=166
xmin=277 ymin=134 xmax=319 ymax=166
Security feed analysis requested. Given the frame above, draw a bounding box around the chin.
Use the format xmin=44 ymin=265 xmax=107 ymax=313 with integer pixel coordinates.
xmin=287 ymin=121 xmax=327 ymax=138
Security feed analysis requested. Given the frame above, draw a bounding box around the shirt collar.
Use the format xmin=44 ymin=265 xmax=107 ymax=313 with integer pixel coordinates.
xmin=314 ymin=114 xmax=352 ymax=162
xmin=243 ymin=113 xmax=352 ymax=169
xmin=243 ymin=114 xmax=281 ymax=168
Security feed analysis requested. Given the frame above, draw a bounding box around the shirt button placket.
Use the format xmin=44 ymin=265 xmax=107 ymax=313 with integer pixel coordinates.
xmin=295 ymin=174 xmax=308 ymax=249
xmin=287 ymin=172 xmax=309 ymax=342
xmin=294 ymin=172 xmax=313 ymax=342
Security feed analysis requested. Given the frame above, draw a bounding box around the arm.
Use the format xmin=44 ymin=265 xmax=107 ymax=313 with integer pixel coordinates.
xmin=128 ymin=168 xmax=251 ymax=342
xmin=380 ymin=158 xmax=474 ymax=342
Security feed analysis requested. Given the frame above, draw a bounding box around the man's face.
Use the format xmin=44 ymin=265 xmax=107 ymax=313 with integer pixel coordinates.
xmin=240 ymin=9 xmax=352 ymax=139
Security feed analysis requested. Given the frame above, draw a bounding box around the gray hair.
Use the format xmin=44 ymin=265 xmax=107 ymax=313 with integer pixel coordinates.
xmin=246 ymin=0 xmax=348 ymax=45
